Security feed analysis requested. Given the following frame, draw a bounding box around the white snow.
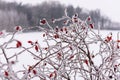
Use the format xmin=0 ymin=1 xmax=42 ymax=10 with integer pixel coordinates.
xmin=0 ymin=29 xmax=120 ymax=80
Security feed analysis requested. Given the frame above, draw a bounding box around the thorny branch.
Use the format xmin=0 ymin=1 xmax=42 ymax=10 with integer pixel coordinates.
xmin=0 ymin=11 xmax=120 ymax=80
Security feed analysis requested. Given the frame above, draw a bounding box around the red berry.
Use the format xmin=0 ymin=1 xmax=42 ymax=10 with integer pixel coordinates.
xmin=44 ymin=47 xmax=48 ymax=50
xmin=16 ymin=41 xmax=22 ymax=48
xmin=107 ymin=36 xmax=112 ymax=41
xmin=117 ymin=40 xmax=120 ymax=42
xmin=57 ymin=53 xmax=61 ymax=56
xmin=35 ymin=45 xmax=39 ymax=52
xmin=28 ymin=41 xmax=33 ymax=45
xmin=63 ymin=21 xmax=67 ymax=24
xmin=57 ymin=53 xmax=62 ymax=60
xmin=74 ymin=19 xmax=78 ymax=23
xmin=117 ymin=45 xmax=119 ymax=49
xmin=15 ymin=26 xmax=22 ymax=31
xmin=54 ymin=34 xmax=59 ymax=39
xmin=28 ymin=66 xmax=32 ymax=72
xmin=32 ymin=69 xmax=37 ymax=75
xmin=35 ymin=41 xmax=38 ymax=44
xmin=55 ymin=28 xmax=59 ymax=32
xmin=44 ymin=63 xmax=47 ymax=66
xmin=51 ymin=18 xmax=55 ymax=23
xmin=64 ymin=27 xmax=67 ymax=31
xmin=0 ymin=31 xmax=3 ymax=35
xmin=68 ymin=55 xmax=74 ymax=60
xmin=69 ymin=46 xmax=73 ymax=50
xmin=11 ymin=61 xmax=15 ymax=64
xmin=49 ymin=73 xmax=53 ymax=78
xmin=105 ymin=36 xmax=112 ymax=42
xmin=4 ymin=71 xmax=9 ymax=77
xmin=84 ymin=59 xmax=88 ymax=65
xmin=60 ymin=28 xmax=63 ymax=32
xmin=74 ymin=13 xmax=78 ymax=17
xmin=43 ymin=34 xmax=45 ymax=37
xmin=89 ymin=24 xmax=94 ymax=29
xmin=87 ymin=17 xmax=91 ymax=21
xmin=40 ymin=19 xmax=46 ymax=25
xmin=28 ymin=40 xmax=32 ymax=43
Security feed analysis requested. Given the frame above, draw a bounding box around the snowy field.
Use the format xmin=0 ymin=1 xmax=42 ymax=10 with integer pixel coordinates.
xmin=0 ymin=29 xmax=120 ymax=80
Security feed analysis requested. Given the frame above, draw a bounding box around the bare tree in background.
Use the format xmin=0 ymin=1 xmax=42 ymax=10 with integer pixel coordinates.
xmin=0 ymin=9 xmax=28 ymax=32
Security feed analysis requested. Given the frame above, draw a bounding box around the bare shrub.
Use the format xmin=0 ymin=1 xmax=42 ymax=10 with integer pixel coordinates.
xmin=0 ymin=11 xmax=120 ymax=80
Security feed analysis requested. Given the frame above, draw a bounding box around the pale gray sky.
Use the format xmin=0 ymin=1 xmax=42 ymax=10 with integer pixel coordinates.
xmin=3 ymin=0 xmax=120 ymax=23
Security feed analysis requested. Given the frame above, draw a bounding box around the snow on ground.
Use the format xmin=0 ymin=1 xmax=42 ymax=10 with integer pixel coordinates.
xmin=0 ymin=29 xmax=120 ymax=79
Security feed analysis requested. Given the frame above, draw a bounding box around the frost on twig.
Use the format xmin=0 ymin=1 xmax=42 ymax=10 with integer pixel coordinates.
xmin=0 ymin=10 xmax=120 ymax=80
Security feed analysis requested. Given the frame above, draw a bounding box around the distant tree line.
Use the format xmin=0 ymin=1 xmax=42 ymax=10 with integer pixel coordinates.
xmin=0 ymin=0 xmax=119 ymax=32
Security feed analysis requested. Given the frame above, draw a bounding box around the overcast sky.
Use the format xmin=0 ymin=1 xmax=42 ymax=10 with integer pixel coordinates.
xmin=3 ymin=0 xmax=120 ymax=23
